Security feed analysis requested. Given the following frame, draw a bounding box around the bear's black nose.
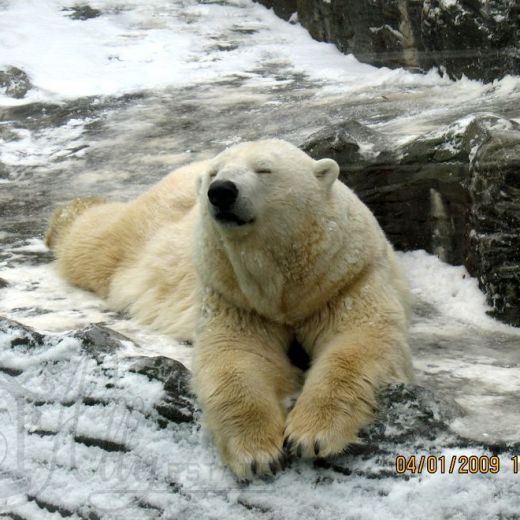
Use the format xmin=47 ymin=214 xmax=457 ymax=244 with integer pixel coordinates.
xmin=208 ymin=180 xmax=238 ymax=209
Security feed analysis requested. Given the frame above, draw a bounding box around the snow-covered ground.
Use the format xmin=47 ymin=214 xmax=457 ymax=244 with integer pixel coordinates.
xmin=1 ymin=315 xmax=519 ymax=519
xmin=0 ymin=0 xmax=448 ymax=104
xmin=1 ymin=0 xmax=520 ymax=517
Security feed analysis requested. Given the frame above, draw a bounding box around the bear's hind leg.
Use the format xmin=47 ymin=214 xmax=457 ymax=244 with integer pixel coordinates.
xmin=45 ymin=197 xmax=106 ymax=250
xmin=47 ymin=198 xmax=130 ymax=297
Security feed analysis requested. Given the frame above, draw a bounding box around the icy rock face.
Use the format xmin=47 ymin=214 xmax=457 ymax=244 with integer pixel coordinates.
xmin=422 ymin=0 xmax=520 ymax=82
xmin=257 ymin=0 xmax=297 ymax=21
xmin=301 ymin=114 xmax=520 ymax=326
xmin=286 ymin=0 xmax=424 ymax=69
xmin=467 ymin=123 xmax=520 ymax=326
xmin=0 ymin=66 xmax=31 ymax=99
xmin=255 ymin=0 xmax=520 ymax=81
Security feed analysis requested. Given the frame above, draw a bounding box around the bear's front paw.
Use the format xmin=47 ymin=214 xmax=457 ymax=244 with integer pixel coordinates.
xmin=212 ymin=410 xmax=287 ymax=480
xmin=214 ymin=418 xmax=288 ymax=480
xmin=283 ymin=393 xmax=374 ymax=459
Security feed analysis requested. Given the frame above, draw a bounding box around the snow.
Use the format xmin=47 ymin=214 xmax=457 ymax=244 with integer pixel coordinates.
xmin=0 ymin=0 xmax=448 ymax=104
xmin=399 ymin=250 xmax=511 ymax=332
xmin=0 ymin=256 xmax=193 ymax=366
xmin=0 ymin=320 xmax=519 ymax=518
xmin=0 ymin=120 xmax=90 ymax=170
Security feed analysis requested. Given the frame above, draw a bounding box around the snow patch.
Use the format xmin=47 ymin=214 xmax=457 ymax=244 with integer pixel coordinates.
xmin=0 ymin=0 xmax=450 ymax=103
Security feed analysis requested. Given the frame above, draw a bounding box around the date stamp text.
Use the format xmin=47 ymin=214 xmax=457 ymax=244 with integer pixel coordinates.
xmin=395 ymin=455 xmax=520 ymax=475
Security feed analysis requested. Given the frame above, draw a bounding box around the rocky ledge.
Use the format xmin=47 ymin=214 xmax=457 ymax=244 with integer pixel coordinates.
xmin=0 ymin=316 xmax=517 ymax=518
xmin=301 ymin=114 xmax=520 ymax=326
xmin=255 ymin=0 xmax=520 ymax=82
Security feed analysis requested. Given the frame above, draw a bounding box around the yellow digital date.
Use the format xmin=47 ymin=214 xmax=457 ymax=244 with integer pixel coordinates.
xmin=395 ymin=455 xmax=504 ymax=475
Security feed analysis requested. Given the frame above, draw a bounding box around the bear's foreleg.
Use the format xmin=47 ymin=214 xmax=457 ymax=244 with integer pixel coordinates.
xmin=283 ymin=326 xmax=412 ymax=458
xmin=193 ymin=294 xmax=299 ymax=479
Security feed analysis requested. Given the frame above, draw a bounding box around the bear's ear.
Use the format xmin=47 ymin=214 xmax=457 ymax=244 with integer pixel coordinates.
xmin=313 ymin=158 xmax=339 ymax=188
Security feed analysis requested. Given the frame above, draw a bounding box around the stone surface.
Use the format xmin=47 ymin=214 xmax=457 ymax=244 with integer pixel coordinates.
xmin=301 ymin=114 xmax=520 ymax=326
xmin=2 ymin=315 xmax=519 ymax=517
xmin=255 ymin=0 xmax=520 ymax=81
xmin=0 ymin=66 xmax=32 ymax=99
xmin=259 ymin=0 xmax=297 ymax=20
xmin=294 ymin=0 xmax=425 ymax=69
xmin=422 ymin=0 xmax=520 ymax=82
xmin=467 ymin=123 xmax=520 ymax=326
xmin=129 ymin=355 xmax=196 ymax=425
xmin=63 ymin=4 xmax=102 ymax=20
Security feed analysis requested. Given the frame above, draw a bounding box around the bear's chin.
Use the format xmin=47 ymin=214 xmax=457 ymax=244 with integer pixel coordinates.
xmin=213 ymin=211 xmax=255 ymax=227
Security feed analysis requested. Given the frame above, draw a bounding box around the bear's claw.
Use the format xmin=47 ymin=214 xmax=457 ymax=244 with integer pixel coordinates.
xmin=228 ymin=447 xmax=287 ymax=480
xmin=282 ymin=396 xmax=363 ymax=459
xmin=314 ymin=440 xmax=321 ymax=456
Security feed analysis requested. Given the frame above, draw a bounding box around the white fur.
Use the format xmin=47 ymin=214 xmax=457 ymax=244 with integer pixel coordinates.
xmin=47 ymin=139 xmax=414 ymax=479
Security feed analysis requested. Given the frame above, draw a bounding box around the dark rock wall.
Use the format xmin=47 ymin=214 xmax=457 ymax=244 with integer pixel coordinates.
xmin=254 ymin=0 xmax=520 ymax=81
xmin=467 ymin=124 xmax=520 ymax=325
xmin=422 ymin=0 xmax=520 ymax=82
xmin=295 ymin=0 xmax=425 ymax=69
xmin=301 ymin=115 xmax=520 ymax=327
xmin=260 ymin=0 xmax=298 ymax=20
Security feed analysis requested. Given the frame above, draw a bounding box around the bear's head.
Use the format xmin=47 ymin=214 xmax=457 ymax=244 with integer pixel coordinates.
xmin=198 ymin=139 xmax=340 ymax=235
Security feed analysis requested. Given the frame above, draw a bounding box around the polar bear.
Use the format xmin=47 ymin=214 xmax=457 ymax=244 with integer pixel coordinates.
xmin=46 ymin=139 xmax=414 ymax=479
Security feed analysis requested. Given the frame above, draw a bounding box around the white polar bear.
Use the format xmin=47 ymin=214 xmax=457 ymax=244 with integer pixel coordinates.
xmin=46 ymin=139 xmax=414 ymax=479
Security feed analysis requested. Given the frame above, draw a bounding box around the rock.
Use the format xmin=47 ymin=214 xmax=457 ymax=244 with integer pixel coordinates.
xmin=0 ymin=278 xmax=8 ymax=289
xmin=0 ymin=316 xmax=45 ymax=350
xmin=259 ymin=0 xmax=297 ymax=20
xmin=254 ymin=0 xmax=520 ymax=81
xmin=467 ymin=122 xmax=520 ymax=326
xmin=364 ymin=383 xmax=463 ymax=445
xmin=422 ymin=0 xmax=520 ymax=82
xmin=0 ymin=162 xmax=8 ymax=180
xmin=301 ymin=114 xmax=520 ymax=326
xmin=313 ymin=383 xmax=465 ymax=476
xmin=295 ymin=0 xmax=424 ymax=69
xmin=319 ymin=383 xmax=516 ymax=479
xmin=63 ymin=4 xmax=102 ymax=20
xmin=129 ymin=355 xmax=196 ymax=424
xmin=72 ymin=325 xmax=198 ymax=424
xmin=0 ymin=67 xmax=32 ymax=99
xmin=0 ymin=316 xmax=195 ymax=424
xmin=74 ymin=322 xmax=135 ymax=360
xmin=316 ymin=384 xmax=464 ymax=467
xmin=0 ymin=125 xmax=19 ymax=142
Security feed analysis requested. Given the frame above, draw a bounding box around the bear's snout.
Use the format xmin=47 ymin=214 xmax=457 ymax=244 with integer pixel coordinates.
xmin=208 ymin=180 xmax=238 ymax=210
